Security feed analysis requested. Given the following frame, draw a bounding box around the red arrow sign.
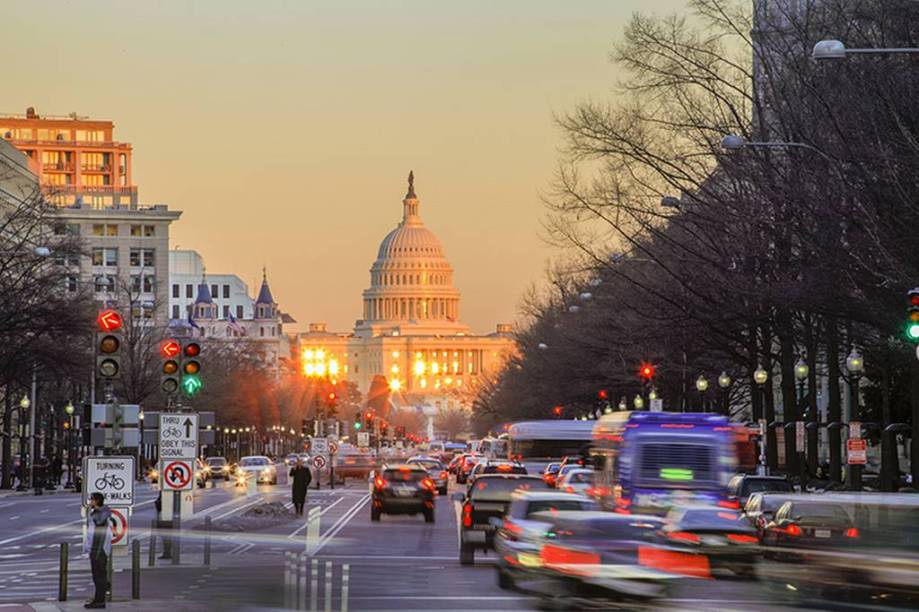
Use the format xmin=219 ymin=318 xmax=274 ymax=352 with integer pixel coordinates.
xmin=159 ymin=339 xmax=180 ymax=358
xmin=96 ymin=309 xmax=123 ymax=332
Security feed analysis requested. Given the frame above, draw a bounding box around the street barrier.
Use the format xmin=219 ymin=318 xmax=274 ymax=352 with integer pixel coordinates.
xmin=132 ymin=539 xmax=140 ymax=599
xmin=106 ymin=551 xmax=113 ymax=602
xmin=284 ymin=553 xmax=349 ymax=611
xmin=58 ymin=542 xmax=68 ymax=601
xmin=204 ymin=516 xmax=212 ymax=567
xmin=306 ymin=506 xmax=320 ymax=553
xmin=148 ymin=520 xmax=156 ymax=566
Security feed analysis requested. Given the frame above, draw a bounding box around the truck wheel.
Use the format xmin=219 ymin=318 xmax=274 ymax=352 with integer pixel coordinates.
xmin=459 ymin=542 xmax=474 ymax=566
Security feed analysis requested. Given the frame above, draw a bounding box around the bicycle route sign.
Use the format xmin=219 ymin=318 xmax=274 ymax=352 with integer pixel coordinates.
xmin=161 ymin=459 xmax=194 ymax=491
xmin=82 ymin=456 xmax=135 ymax=507
xmin=159 ymin=413 xmax=199 ymax=460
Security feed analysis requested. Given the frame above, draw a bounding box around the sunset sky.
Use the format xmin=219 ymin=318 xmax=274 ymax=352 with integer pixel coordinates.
xmin=5 ymin=0 xmax=687 ymax=332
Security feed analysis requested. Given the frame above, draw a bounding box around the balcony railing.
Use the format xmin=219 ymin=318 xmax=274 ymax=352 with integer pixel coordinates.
xmin=42 ymin=162 xmax=74 ymax=172
xmin=80 ymin=165 xmax=112 ymax=173
xmin=44 ymin=184 xmax=137 ymax=195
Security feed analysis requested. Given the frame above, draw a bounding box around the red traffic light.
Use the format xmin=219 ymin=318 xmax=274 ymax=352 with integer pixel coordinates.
xmin=96 ymin=309 xmax=123 ymax=332
xmin=553 ymin=406 xmax=563 ymax=416
xmin=184 ymin=342 xmax=201 ymax=357
xmin=160 ymin=339 xmax=180 ymax=358
xmin=598 ymin=389 xmax=608 ymax=400
xmin=639 ymin=363 xmax=656 ymax=381
xmin=365 ymin=411 xmax=373 ymax=420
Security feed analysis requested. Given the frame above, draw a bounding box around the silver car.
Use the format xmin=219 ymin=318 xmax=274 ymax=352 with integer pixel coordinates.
xmin=407 ymin=456 xmax=448 ymax=495
xmin=236 ymin=455 xmax=278 ymax=484
xmin=493 ymin=490 xmax=598 ymax=590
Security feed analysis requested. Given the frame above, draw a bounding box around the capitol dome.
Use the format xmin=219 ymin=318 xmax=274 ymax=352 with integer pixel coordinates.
xmin=356 ymin=172 xmax=468 ymax=336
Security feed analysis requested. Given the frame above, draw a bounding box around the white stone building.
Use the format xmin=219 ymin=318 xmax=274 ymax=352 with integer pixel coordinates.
xmin=168 ymin=250 xmax=255 ymax=322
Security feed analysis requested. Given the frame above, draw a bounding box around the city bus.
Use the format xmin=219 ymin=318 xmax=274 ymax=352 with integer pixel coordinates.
xmin=506 ymin=420 xmax=595 ymax=471
xmin=591 ymin=411 xmax=737 ymax=515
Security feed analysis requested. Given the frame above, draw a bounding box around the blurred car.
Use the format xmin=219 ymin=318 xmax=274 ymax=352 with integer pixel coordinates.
xmin=407 ymin=456 xmax=449 ymax=495
xmin=284 ymin=453 xmax=301 ymax=467
xmin=727 ymin=474 xmax=793 ymax=507
xmin=335 ymin=448 xmax=377 ymax=479
xmin=762 ymin=498 xmax=857 ymax=561
xmin=530 ymin=511 xmax=673 ymax=607
xmin=371 ymin=464 xmax=436 ymax=522
xmin=456 ymin=454 xmax=483 ymax=485
xmin=744 ymin=492 xmax=795 ymax=536
xmin=236 ymin=455 xmax=278 ymax=484
xmin=559 ymin=455 xmax=588 ymax=469
xmin=541 ymin=462 xmax=561 ymax=487
xmin=194 ymin=458 xmax=210 ymax=487
xmin=467 ymin=460 xmax=527 ymax=488
xmin=661 ymin=506 xmax=760 ymax=579
xmin=555 ymin=463 xmax=585 ymax=488
xmin=557 ymin=468 xmax=594 ymax=495
xmin=204 ymin=456 xmax=232 ymax=481
xmin=455 ymin=474 xmax=553 ymax=565
xmin=447 ymin=453 xmax=465 ymax=475
xmin=493 ymin=490 xmax=598 ymax=589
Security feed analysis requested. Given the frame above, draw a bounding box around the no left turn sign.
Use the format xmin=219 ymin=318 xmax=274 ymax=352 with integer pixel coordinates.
xmin=312 ymin=455 xmax=327 ymax=470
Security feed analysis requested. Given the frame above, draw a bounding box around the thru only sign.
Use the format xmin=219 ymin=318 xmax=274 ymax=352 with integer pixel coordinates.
xmin=159 ymin=413 xmax=198 ymax=460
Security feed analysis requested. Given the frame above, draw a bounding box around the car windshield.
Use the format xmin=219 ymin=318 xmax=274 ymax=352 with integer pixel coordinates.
xmin=793 ymin=503 xmax=851 ymax=526
xmin=471 ymin=477 xmax=552 ymax=500
xmin=239 ymin=457 xmax=269 ymax=467
xmin=383 ymin=469 xmax=427 ymax=482
xmin=205 ymin=458 xmax=226 ymax=466
xmin=677 ymin=509 xmax=754 ymax=531
xmin=567 ymin=471 xmax=592 ymax=483
xmin=743 ymin=479 xmax=793 ymax=495
xmin=526 ymin=499 xmax=597 ymax=516
xmin=411 ymin=460 xmax=442 ymax=471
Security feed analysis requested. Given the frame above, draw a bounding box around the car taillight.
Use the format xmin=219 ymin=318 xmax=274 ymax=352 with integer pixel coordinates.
xmin=844 ymin=527 xmax=859 ymax=538
xmin=440 ymin=471 xmax=447 ymax=480
xmin=421 ymin=478 xmax=435 ymax=491
xmin=718 ymin=499 xmax=741 ymax=510
xmin=374 ymin=476 xmax=388 ymax=489
xmin=462 ymin=503 xmax=473 ymax=528
xmin=565 ymin=486 xmax=574 ymax=493
xmin=783 ymin=523 xmax=802 ymax=536
xmin=726 ymin=533 xmax=759 ymax=544
xmin=540 ymin=544 xmax=600 ymax=577
xmin=668 ymin=531 xmax=701 ymax=544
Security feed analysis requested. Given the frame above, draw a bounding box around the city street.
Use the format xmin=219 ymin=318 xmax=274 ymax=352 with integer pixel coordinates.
xmin=0 ymin=470 xmax=850 ymax=611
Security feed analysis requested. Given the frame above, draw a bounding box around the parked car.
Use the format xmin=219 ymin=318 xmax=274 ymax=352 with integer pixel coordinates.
xmin=493 ymin=490 xmax=598 ymax=589
xmin=371 ymin=464 xmax=436 ymax=522
xmin=661 ymin=506 xmax=761 ymax=579
xmin=235 ymin=456 xmax=278 ymax=484
xmin=455 ymin=474 xmax=553 ymax=565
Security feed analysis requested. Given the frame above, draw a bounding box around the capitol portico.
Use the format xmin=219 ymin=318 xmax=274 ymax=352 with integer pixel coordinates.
xmin=296 ymin=172 xmax=515 ymax=414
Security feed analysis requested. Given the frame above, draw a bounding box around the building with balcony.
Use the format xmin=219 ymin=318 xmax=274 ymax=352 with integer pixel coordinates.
xmin=295 ymin=173 xmax=515 ymax=415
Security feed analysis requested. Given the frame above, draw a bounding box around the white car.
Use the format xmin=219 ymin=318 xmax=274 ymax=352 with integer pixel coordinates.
xmin=236 ymin=456 xmax=278 ymax=484
xmin=556 ymin=468 xmax=594 ymax=495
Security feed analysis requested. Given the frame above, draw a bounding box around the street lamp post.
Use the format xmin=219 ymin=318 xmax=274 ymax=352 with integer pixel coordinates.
xmin=753 ymin=365 xmax=772 ymax=473
xmin=793 ymin=358 xmax=809 ymax=480
xmin=695 ymin=375 xmax=709 ymax=413
xmin=633 ymin=394 xmax=644 ymax=410
xmin=846 ymin=348 xmax=864 ymax=490
xmin=812 ymin=39 xmax=919 ymax=60
xmin=64 ymin=401 xmax=74 ymax=489
xmin=17 ymin=394 xmax=29 ymax=491
xmin=618 ymin=396 xmax=627 ymax=412
xmin=718 ymin=372 xmax=731 ymax=416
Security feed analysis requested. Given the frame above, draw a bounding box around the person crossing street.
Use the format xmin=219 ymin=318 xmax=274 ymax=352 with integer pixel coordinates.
xmin=290 ymin=458 xmax=312 ymax=516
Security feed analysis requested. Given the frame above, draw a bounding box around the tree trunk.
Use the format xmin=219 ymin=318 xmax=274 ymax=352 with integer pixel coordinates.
xmin=804 ymin=318 xmax=819 ymax=474
xmin=1 ymin=388 xmax=11 ymax=489
xmin=826 ymin=317 xmax=842 ymax=484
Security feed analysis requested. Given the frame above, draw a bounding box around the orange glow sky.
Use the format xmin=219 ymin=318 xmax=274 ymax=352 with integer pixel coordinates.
xmin=5 ymin=0 xmax=686 ymax=332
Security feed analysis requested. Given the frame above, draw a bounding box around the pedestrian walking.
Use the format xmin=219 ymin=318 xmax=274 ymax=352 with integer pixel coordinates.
xmin=290 ymin=458 xmax=312 ymax=516
xmin=52 ymin=455 xmax=63 ymax=485
xmin=83 ymin=492 xmax=114 ymax=609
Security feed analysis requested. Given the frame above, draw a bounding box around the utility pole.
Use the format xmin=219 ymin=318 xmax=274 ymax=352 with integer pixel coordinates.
xmin=28 ymin=365 xmax=36 ymax=491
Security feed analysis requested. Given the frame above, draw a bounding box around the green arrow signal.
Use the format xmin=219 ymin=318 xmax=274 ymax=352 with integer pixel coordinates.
xmin=181 ymin=374 xmax=203 ymax=395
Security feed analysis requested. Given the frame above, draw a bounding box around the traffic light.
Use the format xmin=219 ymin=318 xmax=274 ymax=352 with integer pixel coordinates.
xmin=639 ymin=362 xmax=656 ymax=382
xmin=381 ymin=420 xmax=389 ymax=439
xmin=160 ymin=339 xmax=181 ymax=394
xmin=364 ymin=411 xmax=374 ymax=431
xmin=112 ymin=404 xmax=124 ymax=448
xmin=95 ymin=309 xmax=123 ymax=381
xmin=326 ymin=391 xmax=338 ymax=416
xmin=181 ymin=341 xmax=202 ymax=396
xmin=907 ymin=289 xmax=919 ymax=341
xmin=553 ymin=405 xmax=563 ymax=418
xmin=353 ymin=411 xmax=362 ymax=429
xmin=301 ymin=418 xmax=309 ymax=435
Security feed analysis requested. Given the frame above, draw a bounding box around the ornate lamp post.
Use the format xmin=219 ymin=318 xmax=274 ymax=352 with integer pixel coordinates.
xmin=695 ymin=375 xmax=709 ymax=412
xmin=753 ymin=365 xmax=771 ymax=472
xmin=845 ymin=348 xmax=864 ymax=490
xmin=64 ymin=401 xmax=75 ymax=489
xmin=17 ymin=394 xmax=29 ymax=491
xmin=633 ymin=394 xmax=644 ymax=410
xmin=792 ymin=358 xmax=809 ymax=476
xmin=618 ymin=396 xmax=627 ymax=412
xmin=717 ymin=372 xmax=731 ymax=416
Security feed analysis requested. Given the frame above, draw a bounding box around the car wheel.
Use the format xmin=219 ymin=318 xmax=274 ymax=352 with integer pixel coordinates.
xmin=459 ymin=542 xmax=474 ymax=566
xmin=371 ymin=507 xmax=381 ymax=522
xmin=496 ymin=568 xmax=514 ymax=590
xmin=424 ymin=509 xmax=435 ymax=523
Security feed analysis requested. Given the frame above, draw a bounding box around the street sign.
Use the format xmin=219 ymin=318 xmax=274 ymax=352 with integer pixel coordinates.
xmin=91 ymin=404 xmax=141 ymax=426
xmin=310 ymin=438 xmax=329 ymax=455
xmin=795 ymin=421 xmax=805 ymax=452
xmin=847 ymin=438 xmax=868 ymax=465
xmin=649 ymin=399 xmax=663 ymax=412
xmin=758 ymin=418 xmax=767 ymax=436
xmin=328 ymin=439 xmax=339 ymax=455
xmin=110 ymin=508 xmax=129 ymax=547
xmin=159 ymin=413 xmax=199 ymax=460
xmin=82 ymin=456 xmax=135 ymax=507
xmin=161 ymin=459 xmax=194 ymax=490
xmin=312 ymin=455 xmax=327 ymax=470
xmin=357 ymin=432 xmax=370 ymax=448
xmin=849 ymin=421 xmax=861 ymax=439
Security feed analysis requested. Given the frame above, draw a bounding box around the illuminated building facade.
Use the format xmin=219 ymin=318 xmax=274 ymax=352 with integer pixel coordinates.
xmin=296 ymin=173 xmax=515 ymax=412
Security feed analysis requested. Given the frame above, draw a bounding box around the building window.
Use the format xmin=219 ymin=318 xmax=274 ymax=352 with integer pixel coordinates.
xmin=92 ymin=224 xmax=118 ymax=236
xmin=260 ymin=327 xmax=264 ymax=337
xmin=94 ymin=275 xmax=114 ymax=293
xmin=129 ymin=248 xmax=155 ymax=267
xmin=222 ymin=305 xmax=229 ymax=319
xmin=211 ymin=284 xmax=218 ymax=299
xmin=144 ymin=225 xmax=155 ymax=237
xmin=186 ymin=284 xmax=193 ymax=298
xmin=92 ymin=248 xmax=118 ymax=267
xmin=143 ymin=275 xmax=155 ymax=293
xmin=223 ymin=284 xmax=230 ymax=299
xmin=172 ymin=305 xmax=180 ymax=319
xmin=236 ymin=305 xmax=243 ymax=318
xmin=130 ymin=225 xmax=142 ymax=237
xmin=172 ymin=284 xmax=179 ymax=298
xmin=66 ymin=276 xmax=78 ymax=292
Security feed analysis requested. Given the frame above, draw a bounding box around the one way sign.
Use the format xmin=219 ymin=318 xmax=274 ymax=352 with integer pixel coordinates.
xmin=159 ymin=413 xmax=198 ymax=460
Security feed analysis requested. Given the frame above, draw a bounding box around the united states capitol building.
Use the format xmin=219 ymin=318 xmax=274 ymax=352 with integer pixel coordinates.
xmin=296 ymin=173 xmax=515 ymax=413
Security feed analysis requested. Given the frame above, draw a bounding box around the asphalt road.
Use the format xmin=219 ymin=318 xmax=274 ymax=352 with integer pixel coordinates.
xmin=0 ymin=468 xmax=873 ymax=611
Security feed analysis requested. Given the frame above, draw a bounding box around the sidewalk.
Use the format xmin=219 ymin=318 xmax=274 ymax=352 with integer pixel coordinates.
xmin=16 ymin=599 xmax=213 ymax=611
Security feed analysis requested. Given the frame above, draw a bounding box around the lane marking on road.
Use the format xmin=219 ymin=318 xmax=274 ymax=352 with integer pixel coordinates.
xmin=7 ymin=517 xmax=18 ymax=521
xmin=313 ymin=554 xmax=456 ymax=560
xmin=345 ymin=596 xmax=527 ymax=601
xmin=0 ymin=497 xmax=156 ymax=546
xmin=310 ymin=494 xmax=369 ymax=555
xmin=286 ymin=496 xmax=344 ymax=539
xmin=211 ymin=496 xmax=265 ymax=521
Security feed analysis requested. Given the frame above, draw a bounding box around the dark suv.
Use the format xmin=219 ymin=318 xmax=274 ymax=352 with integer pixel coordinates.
xmin=455 ymin=474 xmax=553 ymax=565
xmin=371 ymin=465 xmax=436 ymax=523
xmin=727 ymin=474 xmax=793 ymax=507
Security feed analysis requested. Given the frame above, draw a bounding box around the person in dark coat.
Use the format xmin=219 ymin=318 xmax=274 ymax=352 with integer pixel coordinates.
xmin=290 ymin=458 xmax=312 ymax=516
xmin=83 ymin=492 xmax=114 ymax=608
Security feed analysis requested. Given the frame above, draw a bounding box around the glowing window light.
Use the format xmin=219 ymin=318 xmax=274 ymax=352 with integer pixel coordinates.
xmin=329 ymin=359 xmax=339 ymax=376
xmin=431 ymin=363 xmax=439 ymax=374
xmin=445 ymin=377 xmax=453 ymax=385
xmin=316 ymin=363 xmax=326 ymax=376
xmin=452 ymin=361 xmax=459 ymax=373
xmin=414 ymin=360 xmax=425 ymax=376
xmin=304 ymin=363 xmax=315 ymax=376
xmin=391 ymin=364 xmax=399 ymax=374
xmin=316 ymin=349 xmax=325 ymax=360
xmin=303 ymin=349 xmax=314 ymax=360
xmin=389 ymin=378 xmax=401 ymax=391
xmin=392 ymin=351 xmax=400 ymax=358
xmin=420 ymin=378 xmax=427 ymax=388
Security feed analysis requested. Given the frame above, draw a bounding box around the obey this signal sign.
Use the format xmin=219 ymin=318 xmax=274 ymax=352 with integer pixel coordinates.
xmin=159 ymin=413 xmax=198 ymax=460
